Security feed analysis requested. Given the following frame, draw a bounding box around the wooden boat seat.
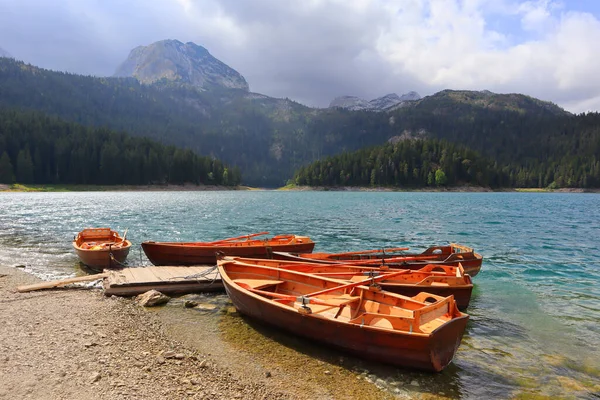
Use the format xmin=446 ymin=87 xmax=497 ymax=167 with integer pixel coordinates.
xmin=295 ymin=294 xmax=361 ymax=315
xmin=349 ymin=312 xmax=420 ymax=332
xmin=233 ymin=279 xmax=284 ymax=290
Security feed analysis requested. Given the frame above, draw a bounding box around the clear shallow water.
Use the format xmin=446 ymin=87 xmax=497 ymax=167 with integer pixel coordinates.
xmin=1 ymin=191 xmax=599 ymax=398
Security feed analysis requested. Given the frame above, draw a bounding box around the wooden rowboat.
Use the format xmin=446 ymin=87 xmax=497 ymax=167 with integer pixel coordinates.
xmin=273 ymin=243 xmax=483 ymax=277
xmin=73 ymin=228 xmax=131 ymax=270
xmin=217 ymin=258 xmax=469 ymax=372
xmin=141 ymin=232 xmax=315 ymax=266
xmin=222 ymin=256 xmax=473 ymax=309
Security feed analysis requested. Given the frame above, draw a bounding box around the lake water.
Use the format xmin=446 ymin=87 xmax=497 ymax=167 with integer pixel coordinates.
xmin=1 ymin=191 xmax=599 ymax=398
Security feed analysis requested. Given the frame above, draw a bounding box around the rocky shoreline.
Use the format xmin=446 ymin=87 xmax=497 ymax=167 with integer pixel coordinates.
xmin=0 ymin=266 xmax=395 ymax=400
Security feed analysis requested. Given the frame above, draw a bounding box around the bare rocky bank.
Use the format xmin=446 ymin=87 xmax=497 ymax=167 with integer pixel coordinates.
xmin=0 ymin=267 xmax=395 ymax=400
xmin=0 ymin=266 xmax=297 ymax=400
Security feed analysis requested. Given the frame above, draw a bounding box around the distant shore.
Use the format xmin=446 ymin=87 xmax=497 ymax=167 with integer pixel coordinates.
xmin=277 ymin=185 xmax=599 ymax=193
xmin=0 ymin=183 xmax=252 ymax=192
xmin=1 ymin=183 xmax=598 ymax=193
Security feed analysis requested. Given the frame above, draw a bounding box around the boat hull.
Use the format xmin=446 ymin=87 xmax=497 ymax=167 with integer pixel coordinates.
xmin=142 ymin=240 xmax=315 ymax=266
xmin=73 ymin=245 xmax=131 ymax=269
xmin=72 ymin=228 xmax=131 ymax=270
xmin=273 ymin=252 xmax=483 ymax=277
xmin=223 ymin=277 xmax=468 ymax=372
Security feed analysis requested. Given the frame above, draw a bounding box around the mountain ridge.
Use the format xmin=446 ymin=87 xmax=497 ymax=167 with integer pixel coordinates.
xmin=0 ymin=52 xmax=591 ymax=187
xmin=329 ymin=91 xmax=421 ymax=112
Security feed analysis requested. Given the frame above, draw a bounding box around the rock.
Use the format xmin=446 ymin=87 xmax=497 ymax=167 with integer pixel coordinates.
xmin=194 ymin=303 xmax=217 ymax=311
xmin=198 ymin=360 xmax=207 ymax=368
xmin=184 ymin=300 xmax=198 ymax=308
xmin=156 ymin=356 xmax=166 ymax=365
xmin=14 ymin=265 xmax=26 ymax=269
xmin=163 ymin=350 xmax=176 ymax=359
xmin=410 ymin=380 xmax=420 ymax=387
xmin=83 ymin=341 xmax=97 ymax=348
xmin=324 ymin=370 xmax=331 ymax=375
xmin=265 ymin=371 xmax=271 ymax=378
xmin=90 ymin=372 xmax=101 ymax=383
xmin=136 ymin=290 xmax=170 ymax=307
xmin=174 ymin=353 xmax=185 ymax=360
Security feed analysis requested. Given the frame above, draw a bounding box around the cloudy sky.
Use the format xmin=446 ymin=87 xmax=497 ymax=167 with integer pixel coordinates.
xmin=1 ymin=0 xmax=600 ymax=113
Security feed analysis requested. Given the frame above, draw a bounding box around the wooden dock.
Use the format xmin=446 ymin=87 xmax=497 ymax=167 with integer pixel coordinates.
xmin=103 ymin=265 xmax=223 ymax=296
xmin=17 ymin=265 xmax=224 ymax=296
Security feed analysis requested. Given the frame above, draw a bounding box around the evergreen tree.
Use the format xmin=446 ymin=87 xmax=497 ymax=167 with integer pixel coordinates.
xmin=0 ymin=151 xmax=14 ymax=183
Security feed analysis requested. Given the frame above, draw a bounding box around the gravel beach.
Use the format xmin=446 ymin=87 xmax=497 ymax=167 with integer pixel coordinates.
xmin=0 ymin=266 xmax=394 ymax=400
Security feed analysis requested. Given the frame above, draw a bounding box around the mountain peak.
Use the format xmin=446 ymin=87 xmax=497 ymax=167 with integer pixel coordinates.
xmin=114 ymin=40 xmax=249 ymax=91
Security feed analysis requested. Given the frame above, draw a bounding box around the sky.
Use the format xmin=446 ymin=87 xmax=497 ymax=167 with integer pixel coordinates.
xmin=1 ymin=0 xmax=600 ymax=113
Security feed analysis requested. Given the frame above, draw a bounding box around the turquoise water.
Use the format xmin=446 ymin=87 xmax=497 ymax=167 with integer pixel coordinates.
xmin=1 ymin=191 xmax=599 ymax=398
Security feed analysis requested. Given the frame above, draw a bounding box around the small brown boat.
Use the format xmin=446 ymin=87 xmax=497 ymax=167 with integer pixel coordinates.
xmin=141 ymin=232 xmax=315 ymax=266
xmin=273 ymin=243 xmax=483 ymax=277
xmin=217 ymin=258 xmax=469 ymax=372
xmin=222 ymin=256 xmax=474 ymax=309
xmin=73 ymin=228 xmax=131 ymax=270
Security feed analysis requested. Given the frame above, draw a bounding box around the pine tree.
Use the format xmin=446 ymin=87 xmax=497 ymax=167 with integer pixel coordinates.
xmin=0 ymin=151 xmax=14 ymax=183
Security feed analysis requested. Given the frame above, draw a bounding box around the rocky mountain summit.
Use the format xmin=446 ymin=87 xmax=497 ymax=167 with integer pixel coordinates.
xmin=329 ymin=91 xmax=421 ymax=112
xmin=0 ymin=47 xmax=12 ymax=58
xmin=114 ymin=39 xmax=249 ymax=91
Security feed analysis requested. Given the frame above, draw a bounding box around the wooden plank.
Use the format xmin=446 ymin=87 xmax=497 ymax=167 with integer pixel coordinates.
xmin=118 ymin=267 xmax=138 ymax=284
xmin=150 ymin=266 xmax=185 ymax=281
xmin=128 ymin=267 xmax=162 ymax=283
xmin=17 ymin=273 xmax=108 ymax=292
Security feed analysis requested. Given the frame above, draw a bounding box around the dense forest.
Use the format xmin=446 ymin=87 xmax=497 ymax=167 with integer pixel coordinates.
xmin=1 ymin=58 xmax=600 ymax=188
xmin=294 ymin=139 xmax=505 ymax=188
xmin=0 ymin=109 xmax=241 ymax=186
xmin=294 ymin=131 xmax=600 ymax=189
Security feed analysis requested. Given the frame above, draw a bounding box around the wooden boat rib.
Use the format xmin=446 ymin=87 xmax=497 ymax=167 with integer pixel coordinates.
xmin=273 ymin=243 xmax=483 ymax=277
xmin=217 ymin=258 xmax=469 ymax=372
xmin=73 ymin=228 xmax=131 ymax=270
xmin=141 ymin=232 xmax=315 ymax=266
xmin=223 ymin=256 xmax=474 ymax=309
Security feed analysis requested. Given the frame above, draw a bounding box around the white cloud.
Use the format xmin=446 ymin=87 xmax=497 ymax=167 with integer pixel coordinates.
xmin=0 ymin=0 xmax=599 ymax=112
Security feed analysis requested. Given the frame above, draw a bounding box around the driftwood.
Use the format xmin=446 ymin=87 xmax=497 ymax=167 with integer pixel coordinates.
xmin=17 ymin=273 xmax=108 ymax=293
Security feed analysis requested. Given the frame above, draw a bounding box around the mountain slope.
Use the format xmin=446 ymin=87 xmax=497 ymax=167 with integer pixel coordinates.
xmin=114 ymin=39 xmax=249 ymax=91
xmin=0 ymin=55 xmax=597 ymax=188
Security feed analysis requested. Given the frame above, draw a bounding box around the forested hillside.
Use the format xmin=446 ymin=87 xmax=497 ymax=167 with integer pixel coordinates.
xmin=294 ymin=131 xmax=600 ymax=189
xmin=0 ymin=109 xmax=240 ymax=186
xmin=1 ymin=58 xmax=600 ymax=188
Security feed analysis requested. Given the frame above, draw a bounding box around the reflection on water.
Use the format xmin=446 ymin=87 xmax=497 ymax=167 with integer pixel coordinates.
xmin=1 ymin=191 xmax=600 ymax=398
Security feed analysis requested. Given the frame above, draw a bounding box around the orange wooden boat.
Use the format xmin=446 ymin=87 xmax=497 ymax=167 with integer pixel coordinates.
xmin=273 ymin=243 xmax=483 ymax=277
xmin=222 ymin=256 xmax=473 ymax=309
xmin=141 ymin=232 xmax=315 ymax=266
xmin=217 ymin=258 xmax=469 ymax=372
xmin=72 ymin=228 xmax=131 ymax=270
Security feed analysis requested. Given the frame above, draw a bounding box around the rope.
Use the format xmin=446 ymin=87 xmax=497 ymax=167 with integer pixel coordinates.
xmin=172 ymin=265 xmax=220 ymax=284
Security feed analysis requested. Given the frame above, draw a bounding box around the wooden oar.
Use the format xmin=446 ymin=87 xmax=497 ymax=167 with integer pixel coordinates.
xmin=208 ymin=232 xmax=270 ymax=244
xmin=120 ymin=228 xmax=128 ymax=243
xmin=349 ymin=255 xmax=439 ymax=265
xmin=301 ymin=269 xmax=410 ymax=299
xmin=235 ymin=282 xmax=340 ymax=307
xmin=17 ymin=273 xmax=108 ymax=293
xmin=311 ymin=247 xmax=410 ymax=258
